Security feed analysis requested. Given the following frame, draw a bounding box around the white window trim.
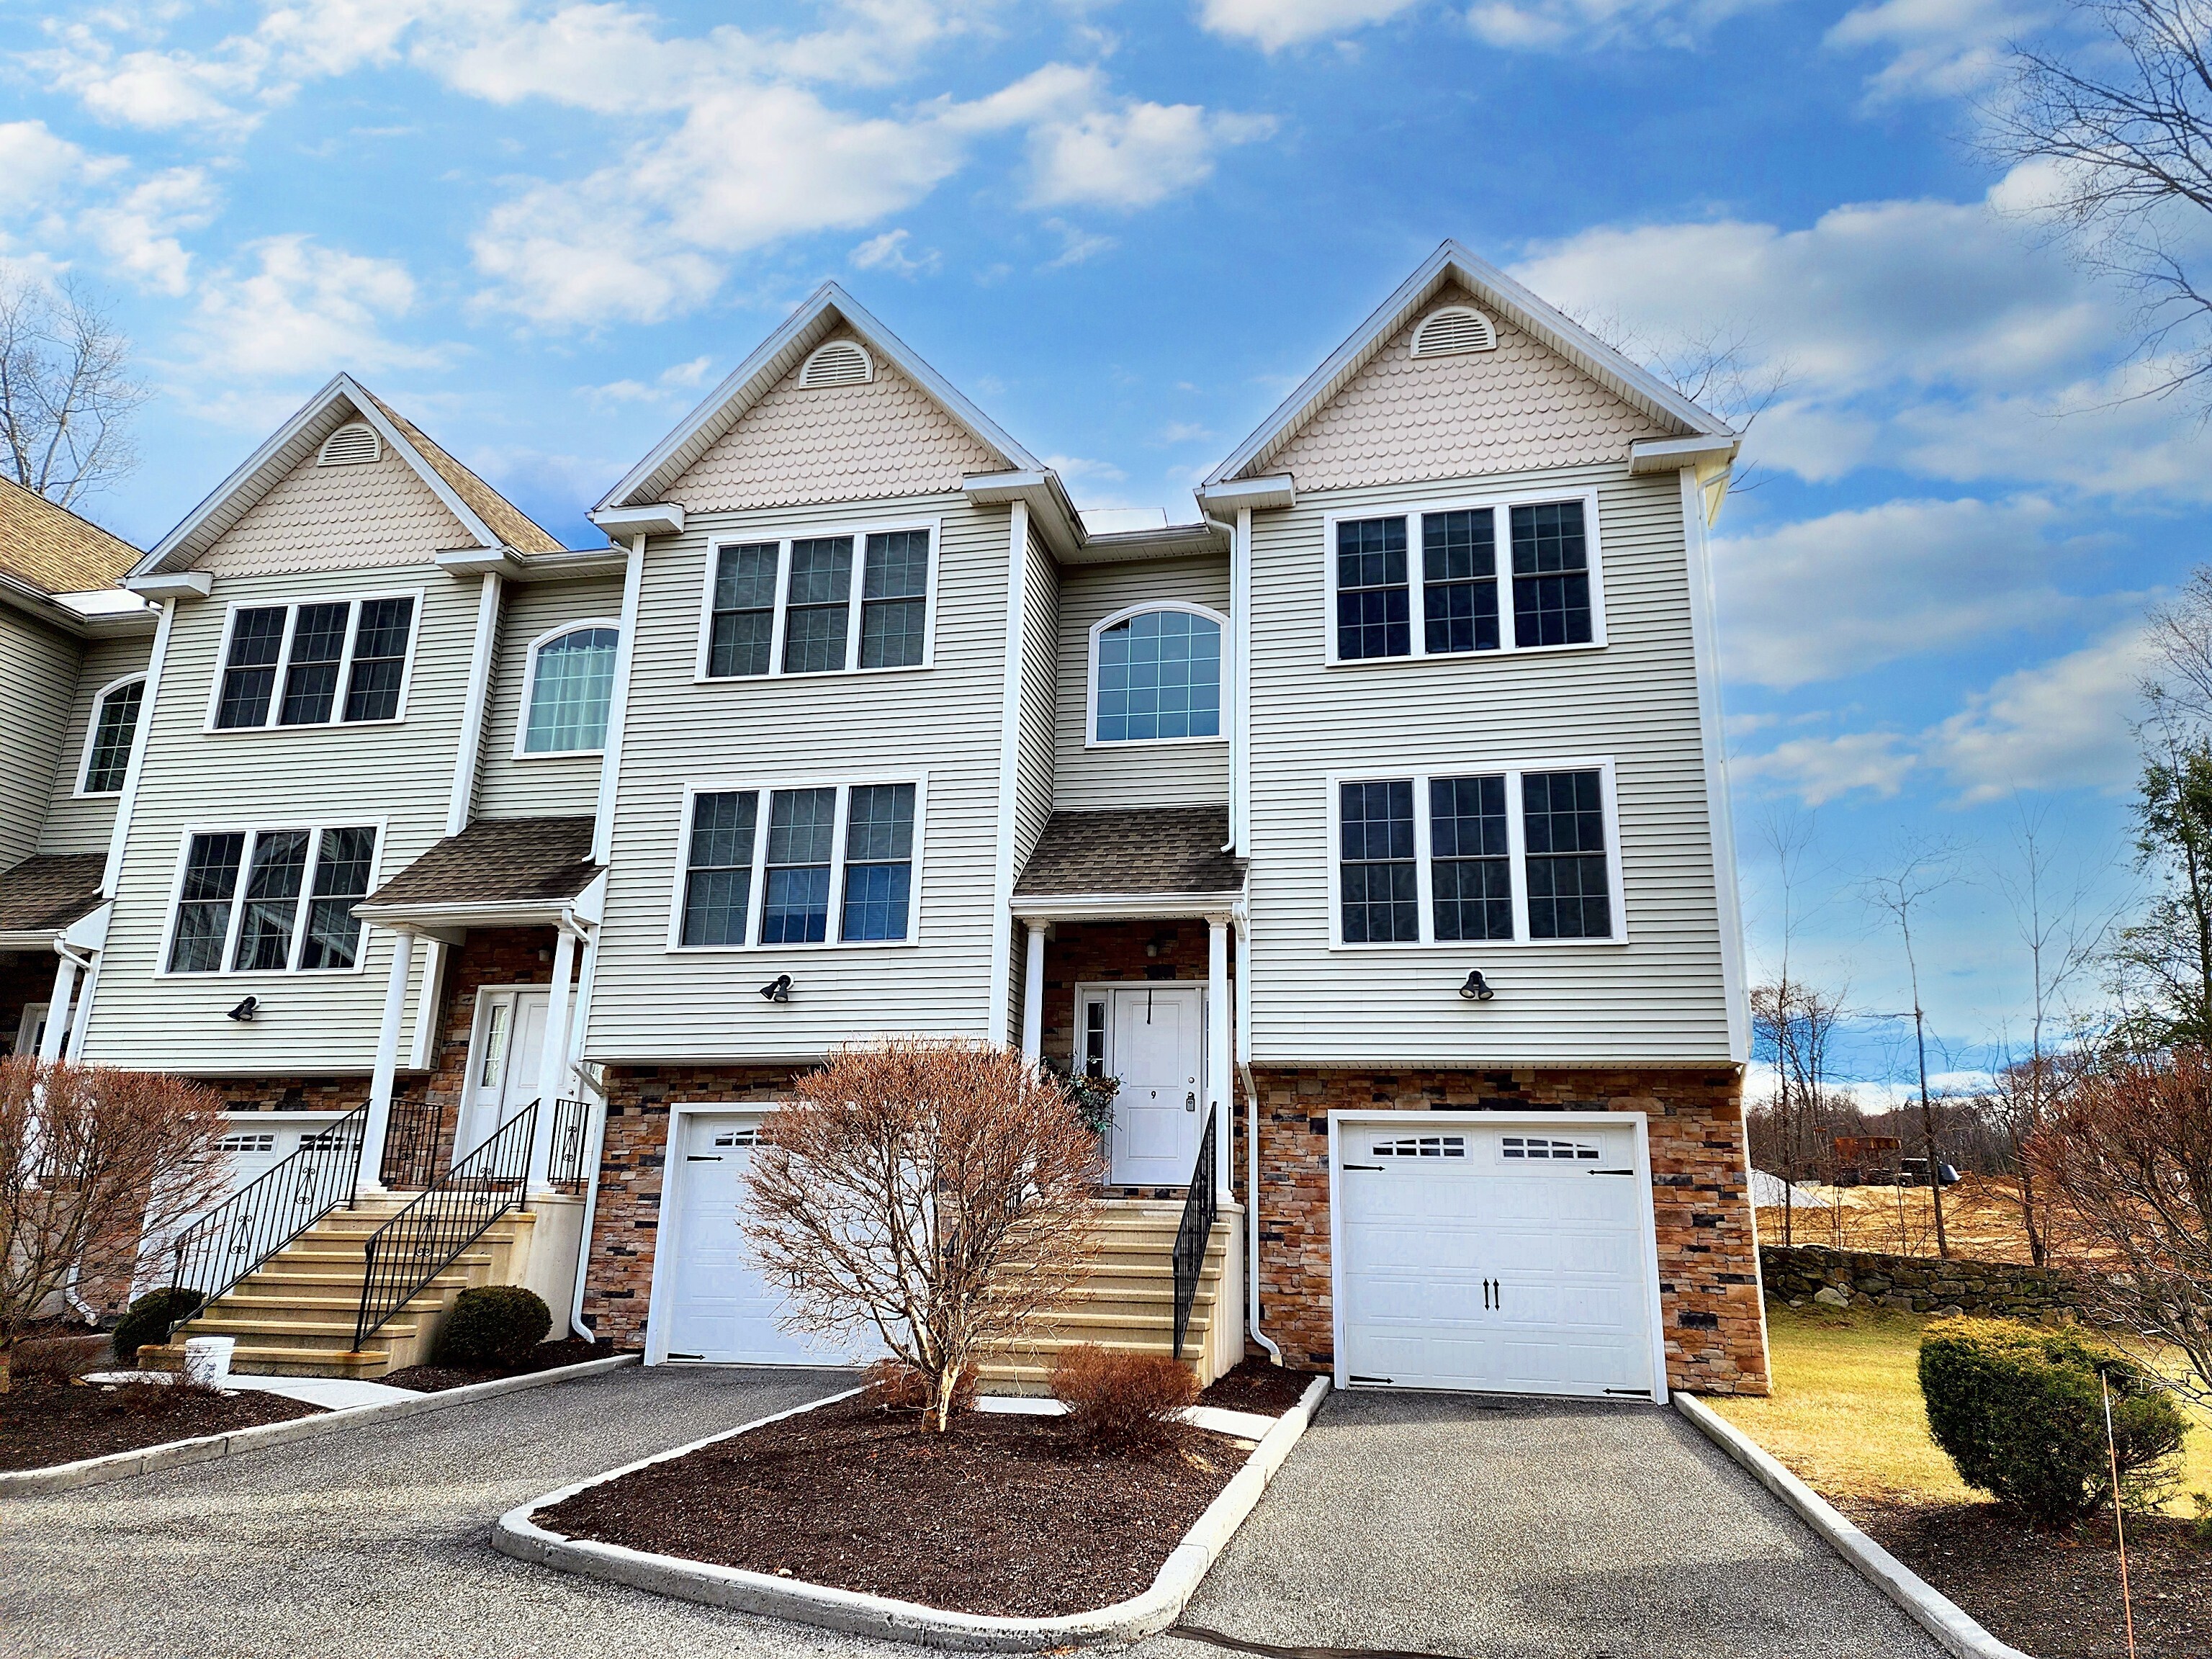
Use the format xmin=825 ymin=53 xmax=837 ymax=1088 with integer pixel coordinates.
xmin=511 ymin=616 xmax=621 ymax=760
xmin=73 ymin=672 xmax=148 ymax=797
xmin=1323 ymin=757 xmax=1627 ymax=950
xmin=200 ymin=588 xmax=425 ymax=734
xmin=1320 ymin=487 xmax=1606 ymax=667
xmin=154 ymin=817 xmax=387 ymax=979
xmin=691 ymin=516 xmax=941 ymax=683
xmin=1084 ymin=600 xmax=1231 ymax=750
xmin=664 ymin=772 xmax=929 ymax=953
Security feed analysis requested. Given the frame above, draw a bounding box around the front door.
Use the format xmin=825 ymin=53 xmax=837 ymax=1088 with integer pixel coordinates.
xmin=458 ymin=987 xmax=548 ymax=1161
xmin=1106 ymin=984 xmax=1205 ymax=1187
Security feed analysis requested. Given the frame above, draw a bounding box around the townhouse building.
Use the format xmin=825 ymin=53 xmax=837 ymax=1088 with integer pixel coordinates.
xmin=8 ymin=243 xmax=1766 ymax=1399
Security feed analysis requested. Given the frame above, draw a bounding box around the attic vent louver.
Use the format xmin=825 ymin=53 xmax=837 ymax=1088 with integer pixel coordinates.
xmin=799 ymin=339 xmax=873 ymax=389
xmin=317 ymin=423 xmax=382 ymax=466
xmin=1411 ymin=306 xmax=1497 ymax=359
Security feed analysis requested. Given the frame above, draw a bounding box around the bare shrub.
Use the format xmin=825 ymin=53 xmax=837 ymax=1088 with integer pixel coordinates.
xmin=1051 ymin=1344 xmax=1199 ymax=1455
xmin=0 ymin=1058 xmax=228 ymax=1391
xmin=744 ymin=1038 xmax=1102 ymax=1433
xmin=861 ymin=1356 xmax=977 ymax=1416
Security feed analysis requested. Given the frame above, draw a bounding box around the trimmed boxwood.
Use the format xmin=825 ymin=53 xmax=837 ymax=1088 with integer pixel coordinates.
xmin=433 ymin=1285 xmax=551 ymax=1370
xmin=111 ymin=1286 xmax=205 ymax=1364
xmin=1919 ymin=1316 xmax=2186 ymax=1528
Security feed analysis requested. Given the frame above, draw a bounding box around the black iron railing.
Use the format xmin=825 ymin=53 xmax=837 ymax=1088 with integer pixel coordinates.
xmin=377 ymin=1094 xmax=452 ymax=1192
xmin=352 ymin=1102 xmax=536 ymax=1352
xmin=166 ymin=1102 xmax=368 ymax=1342
xmin=546 ymin=1097 xmax=593 ymax=1195
xmin=1171 ymin=1112 xmax=1218 ymax=1359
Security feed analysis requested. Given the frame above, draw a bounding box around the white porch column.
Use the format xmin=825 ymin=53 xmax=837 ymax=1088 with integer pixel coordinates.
xmin=529 ymin=926 xmax=578 ymax=1195
xmin=1207 ymin=917 xmax=1233 ymax=1196
xmin=1020 ymin=922 xmax=1047 ymax=1062
xmin=360 ymin=929 xmax=415 ymax=1195
xmin=37 ymin=951 xmax=81 ymax=1064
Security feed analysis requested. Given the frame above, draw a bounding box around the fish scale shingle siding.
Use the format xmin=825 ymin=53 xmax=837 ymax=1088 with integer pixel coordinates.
xmin=664 ymin=330 xmax=1003 ymax=513
xmin=197 ymin=440 xmax=475 ymax=580
xmin=1260 ymin=287 xmax=1668 ymax=489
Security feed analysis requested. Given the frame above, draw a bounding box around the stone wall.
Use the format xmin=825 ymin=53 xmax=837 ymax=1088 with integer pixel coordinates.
xmin=580 ymin=1063 xmax=802 ymax=1347
xmin=1762 ymin=1244 xmax=2083 ymax=1321
xmin=1247 ymin=1065 xmax=1770 ymax=1396
xmin=199 ymin=1075 xmax=372 ymax=1113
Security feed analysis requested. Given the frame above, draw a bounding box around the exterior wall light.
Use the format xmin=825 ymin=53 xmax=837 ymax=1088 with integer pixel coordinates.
xmin=1457 ymin=971 xmax=1495 ymax=1002
xmin=759 ymin=974 xmax=792 ymax=1004
xmin=227 ymin=996 xmax=260 ymax=1022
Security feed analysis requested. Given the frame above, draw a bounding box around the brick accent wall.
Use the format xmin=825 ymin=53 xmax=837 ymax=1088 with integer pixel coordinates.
xmin=1246 ymin=1065 xmax=1770 ymax=1396
xmin=580 ymin=1064 xmax=802 ymax=1347
xmin=200 ymin=1075 xmax=372 ymax=1113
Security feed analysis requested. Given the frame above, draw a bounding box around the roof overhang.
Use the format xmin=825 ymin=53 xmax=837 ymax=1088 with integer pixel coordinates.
xmin=356 ymin=868 xmax=607 ymax=938
xmin=1195 ymin=475 xmax=1297 ymax=515
xmin=123 ymin=571 xmax=213 ymax=602
xmin=1629 ymin=435 xmax=1739 ymax=476
xmin=590 ymin=503 xmax=685 ymax=540
xmin=0 ymin=571 xmax=158 ymax=637
xmin=0 ymin=899 xmax=113 ymax=955
xmin=1205 ymin=242 xmax=1736 ymax=489
xmin=1011 ymin=889 xmax=1246 ymax=924
xmin=434 ymin=547 xmax=630 ymax=583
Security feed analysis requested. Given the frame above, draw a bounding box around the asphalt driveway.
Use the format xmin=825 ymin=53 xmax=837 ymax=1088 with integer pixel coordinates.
xmin=1140 ymin=1389 xmax=1945 ymax=1659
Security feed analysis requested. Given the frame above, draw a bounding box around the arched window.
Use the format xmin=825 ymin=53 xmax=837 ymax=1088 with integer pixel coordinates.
xmin=78 ymin=674 xmax=146 ymax=794
xmin=1090 ymin=603 xmax=1225 ymax=745
xmin=518 ymin=623 xmax=619 ymax=755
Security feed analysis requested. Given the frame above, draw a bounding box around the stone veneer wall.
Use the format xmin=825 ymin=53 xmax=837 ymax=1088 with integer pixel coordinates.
xmin=1246 ymin=1065 xmax=1770 ymax=1396
xmin=199 ymin=1075 xmax=372 ymax=1113
xmin=580 ymin=1064 xmax=803 ymax=1346
xmin=1762 ymin=1244 xmax=2084 ymax=1321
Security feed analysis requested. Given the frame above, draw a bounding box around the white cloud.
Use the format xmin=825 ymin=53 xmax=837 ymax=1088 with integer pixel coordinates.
xmin=78 ymin=167 xmax=217 ymax=295
xmin=583 ymin=354 xmax=719 ymax=408
xmin=1025 ymin=98 xmax=1273 ymax=210
xmin=850 ymin=228 xmax=939 ymax=276
xmin=1197 ymin=0 xmax=1423 ymax=50
xmin=1733 ymin=730 xmax=1917 ymax=806
xmin=1825 ymin=0 xmax=2045 ymax=102
xmin=1039 ymin=217 xmax=1116 ymax=269
xmin=1465 ymin=0 xmax=1773 ymax=48
xmin=0 ymin=122 xmax=97 ymax=218
xmin=192 ymin=235 xmax=437 ymax=379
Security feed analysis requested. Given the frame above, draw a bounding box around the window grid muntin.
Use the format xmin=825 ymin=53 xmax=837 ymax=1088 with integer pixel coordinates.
xmin=860 ymin=531 xmax=930 ymax=671
xmin=1510 ymin=501 xmax=1593 ymax=648
xmin=839 ymin=782 xmax=917 ymax=941
xmin=1094 ymin=607 xmax=1223 ymax=744
xmin=673 ymin=779 xmax=923 ymax=950
xmin=1338 ymin=779 xmax=1419 ymax=943
xmin=701 ymin=525 xmax=934 ymax=682
xmin=681 ymin=790 xmax=760 ymax=947
xmin=1522 ymin=769 xmax=1612 ymax=940
xmin=1334 ymin=517 xmax=1409 ymax=661
xmin=81 ymin=678 xmax=145 ymax=793
xmin=1326 ymin=495 xmax=1600 ymax=665
xmin=522 ymin=625 xmax=619 ymax=754
xmin=167 ymin=824 xmax=377 ymax=974
xmin=1429 ymin=775 xmax=1513 ymax=942
xmin=212 ymin=596 xmax=417 ymax=729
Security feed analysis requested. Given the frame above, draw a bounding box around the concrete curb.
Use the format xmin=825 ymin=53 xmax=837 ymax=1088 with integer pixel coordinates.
xmin=493 ymin=1373 xmax=1332 ymax=1650
xmin=0 ymin=1353 xmax=642 ymax=1498
xmin=1674 ymin=1393 xmax=2032 ymax=1659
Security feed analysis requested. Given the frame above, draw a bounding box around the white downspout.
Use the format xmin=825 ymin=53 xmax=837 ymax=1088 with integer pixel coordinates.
xmin=1233 ymin=906 xmax=1281 ymax=1364
xmin=565 ymin=925 xmax=606 ymax=1341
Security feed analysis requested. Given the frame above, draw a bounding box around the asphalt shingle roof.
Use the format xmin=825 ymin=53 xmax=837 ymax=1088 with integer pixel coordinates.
xmin=1015 ymin=807 xmax=1241 ymax=898
xmin=0 ymin=853 xmax=108 ymax=934
xmin=364 ymin=394 xmax=565 ymax=554
xmin=364 ymin=817 xmax=598 ymax=908
xmin=0 ymin=477 xmax=140 ymax=596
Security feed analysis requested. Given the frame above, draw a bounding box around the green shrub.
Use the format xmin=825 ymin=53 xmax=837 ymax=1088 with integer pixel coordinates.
xmin=434 ymin=1285 xmax=550 ymax=1370
xmin=1919 ymin=1316 xmax=2187 ymax=1527
xmin=111 ymin=1286 xmax=204 ymax=1364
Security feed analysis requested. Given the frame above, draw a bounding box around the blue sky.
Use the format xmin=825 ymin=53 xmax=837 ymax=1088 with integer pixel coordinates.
xmin=4 ymin=0 xmax=2201 ymax=1097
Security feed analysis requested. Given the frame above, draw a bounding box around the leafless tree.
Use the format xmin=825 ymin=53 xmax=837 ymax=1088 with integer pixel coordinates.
xmin=743 ymin=1038 xmax=1101 ymax=1432
xmin=1750 ymin=979 xmax=1852 ymax=1244
xmin=2029 ymin=1044 xmax=2212 ymax=1406
xmin=0 ymin=1058 xmax=228 ymax=1390
xmin=1985 ymin=0 xmax=2212 ymax=408
xmin=1568 ymin=307 xmax=1794 ymax=490
xmin=1866 ymin=839 xmax=1969 ymax=1256
xmin=0 ymin=269 xmax=148 ymax=508
xmin=2145 ymin=563 xmax=2212 ymax=730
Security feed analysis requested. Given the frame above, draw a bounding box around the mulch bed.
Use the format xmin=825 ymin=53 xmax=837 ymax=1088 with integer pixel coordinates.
xmin=1199 ymin=1357 xmax=1314 ymax=1416
xmin=0 ymin=1370 xmax=323 ymax=1473
xmin=1845 ymin=1497 xmax=2212 ymax=1658
xmin=380 ymin=1336 xmax=621 ymax=1393
xmin=536 ymin=1393 xmax=1244 ymax=1617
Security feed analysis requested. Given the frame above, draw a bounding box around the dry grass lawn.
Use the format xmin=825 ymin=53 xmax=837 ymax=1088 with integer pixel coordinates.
xmin=1714 ymin=1302 xmax=2212 ymax=1514
xmin=1755 ymin=1174 xmax=2110 ymax=1266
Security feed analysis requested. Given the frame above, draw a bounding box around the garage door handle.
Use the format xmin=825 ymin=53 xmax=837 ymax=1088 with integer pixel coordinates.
xmin=1591 ymin=1167 xmax=1634 ymax=1176
xmin=1341 ymin=1163 xmax=1382 ymax=1172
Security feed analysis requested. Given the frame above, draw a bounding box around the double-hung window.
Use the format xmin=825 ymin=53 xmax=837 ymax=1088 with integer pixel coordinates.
xmin=701 ymin=524 xmax=935 ymax=680
xmin=1331 ymin=763 xmax=1621 ymax=945
xmin=78 ymin=675 xmax=145 ymax=794
xmin=1327 ymin=495 xmax=1600 ymax=663
xmin=166 ymin=824 xmax=379 ymax=974
xmin=676 ymin=780 xmax=922 ymax=948
xmin=212 ymin=595 xmax=418 ymax=729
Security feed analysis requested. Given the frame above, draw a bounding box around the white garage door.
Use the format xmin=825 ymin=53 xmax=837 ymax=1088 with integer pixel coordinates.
xmin=660 ymin=1112 xmax=873 ymax=1367
xmin=1336 ymin=1119 xmax=1659 ymax=1399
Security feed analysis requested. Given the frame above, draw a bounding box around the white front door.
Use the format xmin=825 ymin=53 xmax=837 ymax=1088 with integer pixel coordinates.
xmin=661 ymin=1112 xmax=872 ymax=1366
xmin=1106 ymin=984 xmax=1206 ymax=1187
xmin=458 ymin=988 xmax=548 ymax=1161
xmin=1336 ymin=1118 xmax=1659 ymax=1399
xmin=12 ymin=1002 xmax=49 ymax=1058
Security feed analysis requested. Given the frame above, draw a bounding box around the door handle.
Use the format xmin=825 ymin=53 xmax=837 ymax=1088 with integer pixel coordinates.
xmin=1483 ymin=1277 xmax=1501 ymax=1310
xmin=1184 ymin=1092 xmax=1197 ymax=1112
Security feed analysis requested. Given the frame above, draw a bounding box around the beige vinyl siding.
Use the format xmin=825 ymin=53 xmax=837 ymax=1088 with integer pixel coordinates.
xmin=475 ymin=574 xmax=622 ymax=820
xmin=1244 ymin=462 xmax=1730 ymax=1067
xmin=38 ymin=632 xmax=153 ymax=855
xmin=1054 ymin=555 xmax=1230 ymax=811
xmin=81 ymin=561 xmax=477 ymax=1074
xmin=0 ymin=609 xmax=79 ymax=867
xmin=584 ymin=492 xmax=1014 ymax=1063
xmin=1013 ymin=528 xmax=1058 ymax=868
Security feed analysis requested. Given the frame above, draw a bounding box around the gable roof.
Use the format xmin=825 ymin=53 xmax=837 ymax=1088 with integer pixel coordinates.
xmin=135 ymin=374 xmax=563 ymax=577
xmin=595 ymin=283 xmax=1043 ymax=515
xmin=0 ymin=475 xmax=141 ymax=595
xmin=1205 ymin=241 xmax=1735 ymax=488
